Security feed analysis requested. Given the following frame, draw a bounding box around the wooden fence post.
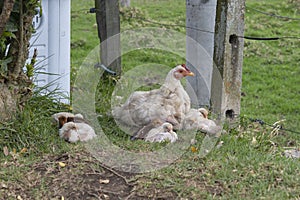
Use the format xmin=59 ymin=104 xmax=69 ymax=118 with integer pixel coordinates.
xmin=211 ymin=0 xmax=245 ymax=119
xmin=95 ymin=0 xmax=121 ymax=75
xmin=186 ymin=0 xmax=217 ymax=108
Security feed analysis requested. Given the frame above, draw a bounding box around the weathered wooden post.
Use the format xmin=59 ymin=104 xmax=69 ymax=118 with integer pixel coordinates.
xmin=95 ymin=0 xmax=121 ymax=75
xmin=186 ymin=0 xmax=217 ymax=107
xmin=211 ymin=0 xmax=245 ymax=119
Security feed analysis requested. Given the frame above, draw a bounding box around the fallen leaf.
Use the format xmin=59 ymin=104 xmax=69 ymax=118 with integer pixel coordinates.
xmin=99 ymin=179 xmax=110 ymax=184
xmin=3 ymin=146 xmax=9 ymax=156
xmin=20 ymin=148 xmax=27 ymax=154
xmin=17 ymin=195 xmax=23 ymax=200
xmin=191 ymin=146 xmax=198 ymax=153
xmin=61 ymin=196 xmax=65 ymax=200
xmin=58 ymin=162 xmax=66 ymax=167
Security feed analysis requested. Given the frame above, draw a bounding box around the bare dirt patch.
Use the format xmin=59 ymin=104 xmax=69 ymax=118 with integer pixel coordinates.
xmin=0 ymin=150 xmax=215 ymax=199
xmin=1 ymin=151 xmax=137 ymax=199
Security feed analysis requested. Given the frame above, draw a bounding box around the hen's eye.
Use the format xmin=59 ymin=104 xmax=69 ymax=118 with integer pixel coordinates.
xmin=179 ymin=70 xmax=183 ymax=73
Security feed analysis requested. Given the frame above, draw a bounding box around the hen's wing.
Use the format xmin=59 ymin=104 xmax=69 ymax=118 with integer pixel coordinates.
xmin=113 ymin=90 xmax=152 ymax=126
xmin=113 ymin=88 xmax=175 ymax=128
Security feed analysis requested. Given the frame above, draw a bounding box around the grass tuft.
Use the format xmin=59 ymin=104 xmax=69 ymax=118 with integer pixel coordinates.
xmin=0 ymin=89 xmax=72 ymax=157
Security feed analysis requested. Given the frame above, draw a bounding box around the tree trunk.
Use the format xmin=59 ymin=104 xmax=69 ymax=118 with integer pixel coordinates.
xmin=0 ymin=0 xmax=39 ymax=120
xmin=0 ymin=0 xmax=15 ymax=36
xmin=0 ymin=84 xmax=17 ymax=120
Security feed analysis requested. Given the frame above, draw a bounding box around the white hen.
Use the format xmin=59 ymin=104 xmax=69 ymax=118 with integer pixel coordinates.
xmin=145 ymin=122 xmax=178 ymax=143
xmin=113 ymin=64 xmax=194 ymax=131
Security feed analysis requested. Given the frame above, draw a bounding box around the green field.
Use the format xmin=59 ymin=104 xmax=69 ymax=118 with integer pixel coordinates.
xmin=1 ymin=0 xmax=300 ymax=199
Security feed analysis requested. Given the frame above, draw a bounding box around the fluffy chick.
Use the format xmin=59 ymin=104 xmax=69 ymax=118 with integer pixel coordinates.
xmin=131 ymin=118 xmax=163 ymax=140
xmin=182 ymin=108 xmax=222 ymax=136
xmin=145 ymin=122 xmax=178 ymax=143
xmin=57 ymin=113 xmax=96 ymax=143
xmin=59 ymin=122 xmax=80 ymax=143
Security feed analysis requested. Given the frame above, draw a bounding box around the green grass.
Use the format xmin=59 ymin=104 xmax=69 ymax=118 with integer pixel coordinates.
xmin=242 ymin=0 xmax=300 ymax=132
xmin=1 ymin=0 xmax=300 ymax=199
xmin=0 ymin=90 xmax=70 ymax=153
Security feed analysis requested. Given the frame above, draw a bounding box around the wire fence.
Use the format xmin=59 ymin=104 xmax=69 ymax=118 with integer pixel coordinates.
xmin=72 ymin=5 xmax=300 ymax=135
xmin=128 ymin=15 xmax=300 ymax=40
xmin=247 ymin=6 xmax=300 ymax=21
xmin=74 ymin=6 xmax=300 ymax=41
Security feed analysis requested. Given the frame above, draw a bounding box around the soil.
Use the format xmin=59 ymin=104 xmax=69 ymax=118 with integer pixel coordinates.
xmin=0 ymin=151 xmax=178 ymax=200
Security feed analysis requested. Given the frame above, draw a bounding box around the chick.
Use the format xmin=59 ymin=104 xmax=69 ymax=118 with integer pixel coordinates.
xmin=145 ymin=122 xmax=178 ymax=143
xmin=56 ymin=112 xmax=96 ymax=143
xmin=59 ymin=122 xmax=80 ymax=143
xmin=131 ymin=119 xmax=163 ymax=140
xmin=182 ymin=108 xmax=215 ymax=130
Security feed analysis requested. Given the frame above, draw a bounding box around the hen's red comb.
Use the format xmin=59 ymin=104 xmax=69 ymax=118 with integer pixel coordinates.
xmin=181 ymin=64 xmax=191 ymax=72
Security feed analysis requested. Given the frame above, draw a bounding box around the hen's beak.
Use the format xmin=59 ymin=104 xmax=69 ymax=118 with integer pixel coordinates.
xmin=185 ymin=71 xmax=195 ymax=76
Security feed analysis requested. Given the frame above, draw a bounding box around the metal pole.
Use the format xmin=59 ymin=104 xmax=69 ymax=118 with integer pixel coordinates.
xmin=186 ymin=0 xmax=217 ymax=108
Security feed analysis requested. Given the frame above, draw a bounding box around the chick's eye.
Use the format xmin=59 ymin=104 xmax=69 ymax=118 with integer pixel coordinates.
xmin=179 ymin=70 xmax=183 ymax=73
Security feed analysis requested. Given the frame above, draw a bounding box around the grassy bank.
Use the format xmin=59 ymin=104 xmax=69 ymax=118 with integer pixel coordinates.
xmin=0 ymin=0 xmax=299 ymax=199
